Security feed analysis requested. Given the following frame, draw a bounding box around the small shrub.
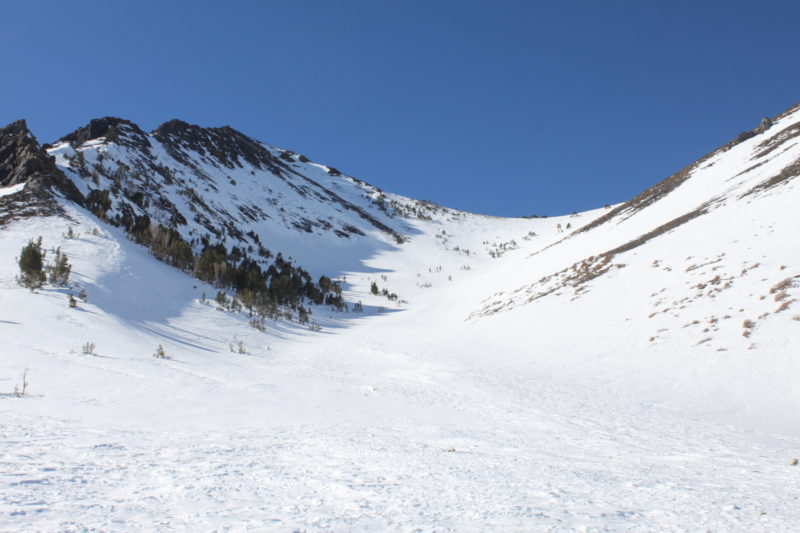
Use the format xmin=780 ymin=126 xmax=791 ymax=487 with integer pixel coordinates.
xmin=78 ymin=288 xmax=88 ymax=301
xmin=68 ymin=294 xmax=77 ymax=308
xmin=153 ymin=345 xmax=166 ymax=359
xmin=215 ymin=291 xmax=228 ymax=308
xmin=249 ymin=317 xmax=266 ymax=332
xmin=770 ymin=277 xmax=794 ymax=294
xmin=82 ymin=342 xmax=95 ymax=355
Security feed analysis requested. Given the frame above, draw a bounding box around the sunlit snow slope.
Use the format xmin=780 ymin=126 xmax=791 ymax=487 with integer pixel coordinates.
xmin=2 ymin=104 xmax=800 ymax=532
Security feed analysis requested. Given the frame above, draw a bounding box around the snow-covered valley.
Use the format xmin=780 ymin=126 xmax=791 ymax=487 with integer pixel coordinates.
xmin=2 ymin=104 xmax=800 ymax=531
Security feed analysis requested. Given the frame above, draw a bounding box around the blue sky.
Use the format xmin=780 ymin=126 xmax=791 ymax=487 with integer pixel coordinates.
xmin=2 ymin=1 xmax=799 ymax=216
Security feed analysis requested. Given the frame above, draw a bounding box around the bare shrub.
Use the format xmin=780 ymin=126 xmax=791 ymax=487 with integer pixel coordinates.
xmin=153 ymin=345 xmax=167 ymax=359
xmin=770 ymin=277 xmax=795 ymax=294
xmin=13 ymin=369 xmax=29 ymax=397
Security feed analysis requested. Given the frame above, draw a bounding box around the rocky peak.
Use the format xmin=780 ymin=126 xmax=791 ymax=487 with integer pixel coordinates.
xmin=151 ymin=119 xmax=286 ymax=172
xmin=0 ymin=119 xmax=83 ymax=216
xmin=0 ymin=119 xmax=44 ymax=187
xmin=59 ymin=117 xmax=151 ymax=152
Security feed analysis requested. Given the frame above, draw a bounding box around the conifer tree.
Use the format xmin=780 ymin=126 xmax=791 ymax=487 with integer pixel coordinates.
xmin=48 ymin=247 xmax=72 ymax=286
xmin=17 ymin=238 xmax=46 ymax=288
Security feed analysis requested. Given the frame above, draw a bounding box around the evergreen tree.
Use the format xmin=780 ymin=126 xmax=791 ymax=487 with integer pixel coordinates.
xmin=17 ymin=238 xmax=46 ymax=288
xmin=48 ymin=247 xmax=71 ymax=286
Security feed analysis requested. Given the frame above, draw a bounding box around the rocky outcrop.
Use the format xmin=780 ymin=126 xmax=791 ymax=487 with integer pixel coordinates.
xmin=152 ymin=119 xmax=287 ymax=174
xmin=0 ymin=119 xmax=83 ymax=204
xmin=755 ymin=116 xmax=773 ymax=134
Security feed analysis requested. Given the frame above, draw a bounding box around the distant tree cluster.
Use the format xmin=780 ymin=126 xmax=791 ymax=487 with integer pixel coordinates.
xmin=369 ymin=280 xmax=398 ymax=301
xmin=102 ymin=208 xmax=347 ymax=322
xmin=77 ymin=163 xmax=350 ymax=323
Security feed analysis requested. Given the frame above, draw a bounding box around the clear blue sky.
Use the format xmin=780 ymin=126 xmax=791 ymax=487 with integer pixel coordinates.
xmin=2 ymin=1 xmax=799 ymax=217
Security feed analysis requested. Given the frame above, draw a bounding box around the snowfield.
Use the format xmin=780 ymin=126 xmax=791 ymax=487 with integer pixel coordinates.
xmin=2 ymin=106 xmax=800 ymax=531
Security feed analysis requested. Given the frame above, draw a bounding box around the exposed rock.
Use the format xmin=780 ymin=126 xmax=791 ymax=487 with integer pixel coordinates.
xmin=152 ymin=119 xmax=287 ymax=173
xmin=59 ymin=116 xmax=152 ymax=153
xmin=755 ymin=116 xmax=773 ymax=134
xmin=0 ymin=119 xmax=83 ymax=205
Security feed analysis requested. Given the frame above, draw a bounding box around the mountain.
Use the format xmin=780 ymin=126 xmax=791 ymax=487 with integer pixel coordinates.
xmin=1 ymin=103 xmax=800 ymax=531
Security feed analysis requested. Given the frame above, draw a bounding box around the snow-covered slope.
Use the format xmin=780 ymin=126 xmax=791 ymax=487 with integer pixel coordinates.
xmin=2 ymin=104 xmax=800 ymax=531
xmin=45 ymin=117 xmax=430 ymax=276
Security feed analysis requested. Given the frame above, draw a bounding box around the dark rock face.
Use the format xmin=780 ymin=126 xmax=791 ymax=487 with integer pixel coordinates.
xmin=0 ymin=119 xmax=82 ymax=204
xmin=1 ymin=119 xmax=50 ymax=188
xmin=152 ymin=119 xmax=286 ymax=174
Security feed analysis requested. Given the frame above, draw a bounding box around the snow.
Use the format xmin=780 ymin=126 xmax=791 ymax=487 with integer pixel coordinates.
xmin=0 ymin=183 xmax=25 ymax=198
xmin=2 ymin=107 xmax=800 ymax=530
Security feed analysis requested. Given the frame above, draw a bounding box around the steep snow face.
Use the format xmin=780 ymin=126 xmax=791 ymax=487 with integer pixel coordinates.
xmin=2 ymin=106 xmax=800 ymax=531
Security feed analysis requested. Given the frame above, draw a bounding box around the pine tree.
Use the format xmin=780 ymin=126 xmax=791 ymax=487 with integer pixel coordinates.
xmin=48 ymin=247 xmax=71 ymax=286
xmin=17 ymin=238 xmax=46 ymax=288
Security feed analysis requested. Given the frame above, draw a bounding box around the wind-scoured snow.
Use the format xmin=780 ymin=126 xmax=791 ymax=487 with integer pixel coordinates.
xmin=2 ymin=106 xmax=800 ymax=531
